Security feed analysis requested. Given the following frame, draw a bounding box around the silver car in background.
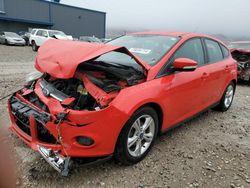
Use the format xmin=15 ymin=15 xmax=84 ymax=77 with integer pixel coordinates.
xmin=0 ymin=32 xmax=26 ymax=46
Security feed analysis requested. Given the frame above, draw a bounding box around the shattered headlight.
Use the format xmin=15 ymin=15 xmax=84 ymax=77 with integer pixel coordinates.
xmin=25 ymin=71 xmax=43 ymax=85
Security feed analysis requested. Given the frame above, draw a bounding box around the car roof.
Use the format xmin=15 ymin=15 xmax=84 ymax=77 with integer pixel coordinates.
xmin=130 ymin=31 xmax=226 ymax=45
xmin=131 ymin=31 xmax=215 ymax=38
xmin=31 ymin=28 xmax=60 ymax=32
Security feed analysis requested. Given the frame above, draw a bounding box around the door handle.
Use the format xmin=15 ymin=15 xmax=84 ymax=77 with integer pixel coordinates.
xmin=201 ymin=72 xmax=209 ymax=79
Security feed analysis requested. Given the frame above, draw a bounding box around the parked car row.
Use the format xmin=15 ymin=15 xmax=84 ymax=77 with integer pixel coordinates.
xmin=29 ymin=28 xmax=73 ymax=51
xmin=0 ymin=31 xmax=26 ymax=46
xmin=0 ymin=28 xmax=112 ymax=52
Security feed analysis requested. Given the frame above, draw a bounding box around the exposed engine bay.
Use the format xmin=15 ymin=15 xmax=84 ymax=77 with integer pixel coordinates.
xmin=231 ymin=49 xmax=250 ymax=82
xmin=28 ymin=59 xmax=145 ymax=111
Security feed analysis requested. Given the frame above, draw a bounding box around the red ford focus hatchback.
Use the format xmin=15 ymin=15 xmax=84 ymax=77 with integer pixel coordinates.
xmin=8 ymin=32 xmax=237 ymax=175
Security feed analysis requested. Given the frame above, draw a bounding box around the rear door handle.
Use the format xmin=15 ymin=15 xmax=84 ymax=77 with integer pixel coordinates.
xmin=225 ymin=65 xmax=230 ymax=72
xmin=201 ymin=72 xmax=209 ymax=79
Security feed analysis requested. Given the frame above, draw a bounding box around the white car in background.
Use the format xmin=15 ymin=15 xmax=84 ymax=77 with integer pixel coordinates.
xmin=29 ymin=29 xmax=73 ymax=51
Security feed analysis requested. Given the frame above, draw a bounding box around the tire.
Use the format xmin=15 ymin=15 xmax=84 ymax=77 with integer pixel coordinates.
xmin=31 ymin=41 xmax=38 ymax=52
xmin=5 ymin=39 xmax=8 ymax=45
xmin=213 ymin=82 xmax=235 ymax=112
xmin=114 ymin=106 xmax=158 ymax=165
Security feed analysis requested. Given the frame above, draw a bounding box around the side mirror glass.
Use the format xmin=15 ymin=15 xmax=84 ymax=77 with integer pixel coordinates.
xmin=173 ymin=58 xmax=198 ymax=72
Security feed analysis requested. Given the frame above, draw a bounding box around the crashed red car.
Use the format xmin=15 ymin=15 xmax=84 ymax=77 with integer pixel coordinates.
xmin=229 ymin=41 xmax=250 ymax=82
xmin=8 ymin=32 xmax=237 ymax=176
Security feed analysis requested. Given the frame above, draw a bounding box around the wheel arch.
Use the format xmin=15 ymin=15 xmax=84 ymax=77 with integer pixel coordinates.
xmin=231 ymin=79 xmax=237 ymax=90
xmin=114 ymin=101 xmax=164 ymax=152
xmin=138 ymin=102 xmax=164 ymax=135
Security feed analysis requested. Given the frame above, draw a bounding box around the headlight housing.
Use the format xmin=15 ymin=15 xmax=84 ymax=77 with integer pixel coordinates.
xmin=25 ymin=71 xmax=43 ymax=85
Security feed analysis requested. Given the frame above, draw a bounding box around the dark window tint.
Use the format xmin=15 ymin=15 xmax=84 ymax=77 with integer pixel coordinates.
xmin=220 ymin=44 xmax=229 ymax=58
xmin=173 ymin=38 xmax=205 ymax=66
xmin=36 ymin=30 xmax=43 ymax=36
xmin=205 ymin=39 xmax=223 ymax=63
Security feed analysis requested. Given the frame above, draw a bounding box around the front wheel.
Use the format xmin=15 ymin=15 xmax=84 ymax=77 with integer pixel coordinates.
xmin=31 ymin=41 xmax=38 ymax=52
xmin=114 ymin=107 xmax=158 ymax=165
xmin=213 ymin=82 xmax=235 ymax=112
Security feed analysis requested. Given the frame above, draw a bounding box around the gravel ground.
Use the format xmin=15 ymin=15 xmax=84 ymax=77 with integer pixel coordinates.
xmin=0 ymin=45 xmax=250 ymax=188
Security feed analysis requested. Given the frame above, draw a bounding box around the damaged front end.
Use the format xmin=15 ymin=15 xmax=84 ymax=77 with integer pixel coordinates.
xmin=8 ymin=39 xmax=148 ymax=176
xmin=231 ymin=49 xmax=250 ymax=83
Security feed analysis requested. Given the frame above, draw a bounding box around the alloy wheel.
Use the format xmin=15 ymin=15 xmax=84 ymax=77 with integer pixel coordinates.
xmin=127 ymin=115 xmax=155 ymax=157
xmin=224 ymin=85 xmax=234 ymax=108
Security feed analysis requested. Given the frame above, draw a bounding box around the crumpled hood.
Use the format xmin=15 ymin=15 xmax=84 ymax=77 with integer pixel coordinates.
xmin=35 ymin=39 xmax=150 ymax=79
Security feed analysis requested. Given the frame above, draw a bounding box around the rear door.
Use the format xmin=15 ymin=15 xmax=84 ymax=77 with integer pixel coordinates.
xmin=202 ymin=38 xmax=229 ymax=103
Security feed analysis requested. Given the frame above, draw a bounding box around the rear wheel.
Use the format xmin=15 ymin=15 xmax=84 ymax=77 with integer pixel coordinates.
xmin=114 ymin=107 xmax=158 ymax=165
xmin=32 ymin=41 xmax=38 ymax=51
xmin=213 ymin=82 xmax=235 ymax=112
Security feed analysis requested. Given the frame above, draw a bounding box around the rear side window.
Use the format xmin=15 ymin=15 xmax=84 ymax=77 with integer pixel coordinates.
xmin=220 ymin=44 xmax=230 ymax=58
xmin=205 ymin=39 xmax=223 ymax=63
xmin=173 ymin=38 xmax=205 ymax=66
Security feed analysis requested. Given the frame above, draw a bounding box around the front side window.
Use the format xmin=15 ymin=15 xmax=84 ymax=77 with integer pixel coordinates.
xmin=41 ymin=30 xmax=48 ymax=37
xmin=48 ymin=31 xmax=66 ymax=37
xmin=173 ymin=38 xmax=205 ymax=66
xmin=157 ymin=38 xmax=205 ymax=77
xmin=0 ymin=0 xmax=4 ymax=13
xmin=205 ymin=39 xmax=223 ymax=63
xmin=36 ymin=30 xmax=43 ymax=36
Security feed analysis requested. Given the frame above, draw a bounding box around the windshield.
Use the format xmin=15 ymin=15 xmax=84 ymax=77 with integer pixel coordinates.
xmin=228 ymin=43 xmax=250 ymax=51
xmin=108 ymin=35 xmax=180 ymax=65
xmin=93 ymin=51 xmax=143 ymax=72
xmin=5 ymin=32 xmax=20 ymax=38
xmin=48 ymin=31 xmax=67 ymax=37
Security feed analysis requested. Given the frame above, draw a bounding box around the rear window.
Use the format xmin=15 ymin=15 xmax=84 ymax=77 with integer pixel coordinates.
xmin=205 ymin=39 xmax=223 ymax=63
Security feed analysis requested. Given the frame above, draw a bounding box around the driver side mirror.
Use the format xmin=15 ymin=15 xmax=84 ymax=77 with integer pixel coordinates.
xmin=173 ymin=58 xmax=198 ymax=72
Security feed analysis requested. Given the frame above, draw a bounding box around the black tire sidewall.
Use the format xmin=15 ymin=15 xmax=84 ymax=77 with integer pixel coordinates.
xmin=32 ymin=41 xmax=37 ymax=51
xmin=115 ymin=106 xmax=159 ymax=165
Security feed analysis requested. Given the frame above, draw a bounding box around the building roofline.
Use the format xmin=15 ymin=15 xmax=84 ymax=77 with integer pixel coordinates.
xmin=0 ymin=16 xmax=53 ymax=26
xmin=36 ymin=0 xmax=106 ymax=15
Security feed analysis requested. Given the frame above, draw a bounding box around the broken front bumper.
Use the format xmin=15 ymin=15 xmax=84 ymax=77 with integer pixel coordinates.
xmin=37 ymin=145 xmax=71 ymax=176
xmin=8 ymin=88 xmax=129 ymax=174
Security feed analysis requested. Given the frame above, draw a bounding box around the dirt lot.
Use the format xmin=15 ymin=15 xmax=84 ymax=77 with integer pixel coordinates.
xmin=0 ymin=45 xmax=250 ymax=188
